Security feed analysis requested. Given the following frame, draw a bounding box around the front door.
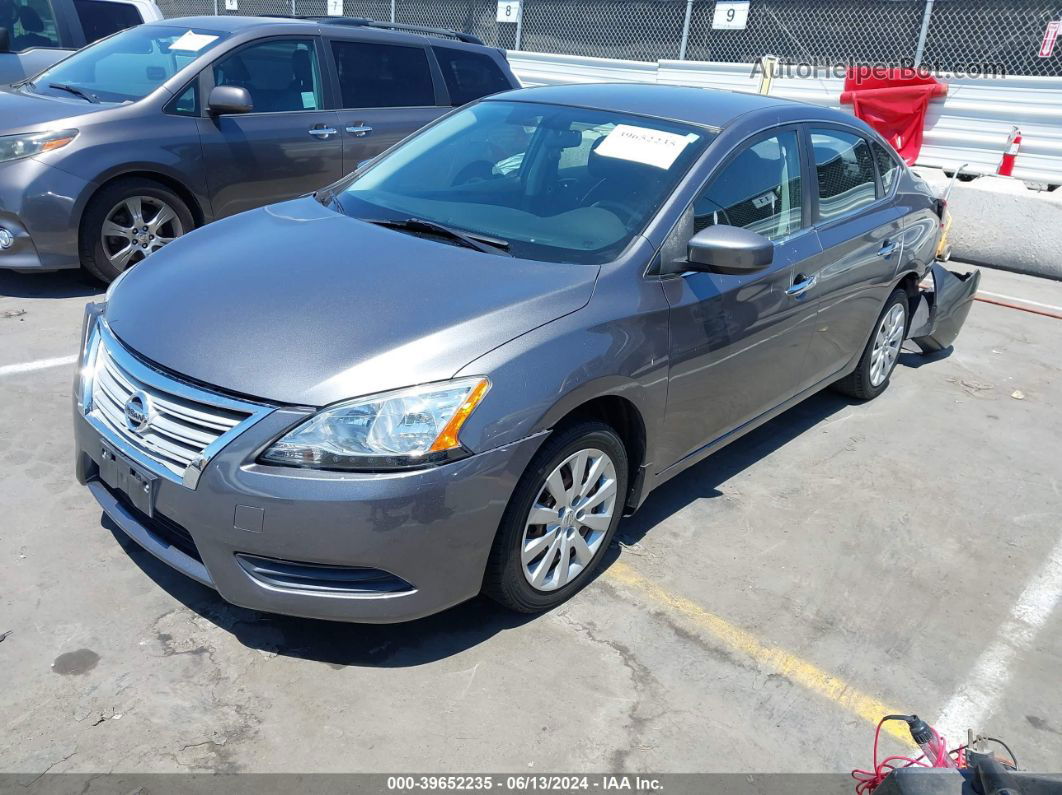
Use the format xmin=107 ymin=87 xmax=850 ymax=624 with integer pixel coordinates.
xmin=659 ymin=128 xmax=823 ymax=472
xmin=328 ymin=38 xmax=448 ymax=174
xmin=797 ymin=127 xmax=909 ymax=389
xmin=197 ymin=37 xmax=343 ymax=219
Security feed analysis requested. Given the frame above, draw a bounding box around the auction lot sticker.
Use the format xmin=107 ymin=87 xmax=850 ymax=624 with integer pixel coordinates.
xmin=594 ymin=125 xmax=699 ymax=170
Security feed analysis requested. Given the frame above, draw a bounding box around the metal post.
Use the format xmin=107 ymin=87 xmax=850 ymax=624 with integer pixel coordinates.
xmin=212 ymin=0 xmax=217 ymax=14
xmin=390 ymin=0 xmax=395 ymax=23
xmin=514 ymin=1 xmax=524 ymax=51
xmin=291 ymin=0 xmax=296 ymax=15
xmin=678 ymin=0 xmax=694 ymax=60
xmin=914 ymin=0 xmax=935 ymax=66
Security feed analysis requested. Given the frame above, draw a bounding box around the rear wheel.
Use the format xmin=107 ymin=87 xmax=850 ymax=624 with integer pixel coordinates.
xmin=79 ymin=178 xmax=194 ymax=283
xmin=484 ymin=421 xmax=628 ymax=613
xmin=832 ymin=288 xmax=908 ymax=400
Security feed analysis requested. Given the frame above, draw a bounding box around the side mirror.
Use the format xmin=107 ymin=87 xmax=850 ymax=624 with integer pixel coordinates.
xmin=686 ymin=225 xmax=774 ymax=275
xmin=207 ymin=85 xmax=253 ymax=115
xmin=0 ymin=27 xmax=10 ymax=53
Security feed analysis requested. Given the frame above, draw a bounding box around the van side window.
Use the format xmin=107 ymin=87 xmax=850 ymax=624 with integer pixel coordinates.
xmin=3 ymin=0 xmax=60 ymax=50
xmin=872 ymin=141 xmax=901 ymax=195
xmin=811 ymin=129 xmax=877 ymax=221
xmin=74 ymin=0 xmax=143 ymax=45
xmin=331 ymin=40 xmax=435 ymax=108
xmin=213 ymin=39 xmax=323 ymax=113
xmin=693 ymin=130 xmax=803 ymax=243
xmin=432 ymin=47 xmax=512 ymax=106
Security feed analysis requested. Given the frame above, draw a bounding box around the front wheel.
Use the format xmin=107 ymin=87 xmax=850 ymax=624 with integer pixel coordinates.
xmin=832 ymin=288 xmax=909 ymax=400
xmin=483 ymin=421 xmax=628 ymax=613
xmin=79 ymin=178 xmax=194 ymax=283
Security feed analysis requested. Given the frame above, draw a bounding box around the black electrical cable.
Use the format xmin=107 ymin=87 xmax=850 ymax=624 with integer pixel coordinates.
xmin=984 ymin=737 xmax=1019 ymax=770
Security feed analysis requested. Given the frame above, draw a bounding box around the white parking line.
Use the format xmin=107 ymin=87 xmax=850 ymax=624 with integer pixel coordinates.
xmin=979 ymin=290 xmax=1062 ymax=313
xmin=936 ymin=532 xmax=1062 ymax=740
xmin=0 ymin=354 xmax=77 ymax=378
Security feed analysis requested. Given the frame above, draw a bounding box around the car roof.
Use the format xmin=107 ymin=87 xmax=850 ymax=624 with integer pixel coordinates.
xmin=492 ymin=83 xmax=853 ymax=130
xmin=152 ymin=16 xmax=491 ymax=50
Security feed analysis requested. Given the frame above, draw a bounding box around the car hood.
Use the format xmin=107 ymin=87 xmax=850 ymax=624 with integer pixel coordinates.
xmin=0 ymin=85 xmax=116 ymax=131
xmin=105 ymin=197 xmax=600 ymax=407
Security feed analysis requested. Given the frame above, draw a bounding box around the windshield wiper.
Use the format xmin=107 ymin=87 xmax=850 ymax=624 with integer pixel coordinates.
xmin=48 ymin=83 xmax=99 ymax=103
xmin=363 ymin=217 xmax=511 ymax=256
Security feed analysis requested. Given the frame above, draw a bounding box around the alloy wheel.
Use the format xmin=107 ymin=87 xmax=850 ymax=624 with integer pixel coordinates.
xmin=520 ymin=447 xmax=618 ymax=592
xmin=870 ymin=303 xmax=906 ymax=387
xmin=101 ymin=196 xmax=185 ymax=272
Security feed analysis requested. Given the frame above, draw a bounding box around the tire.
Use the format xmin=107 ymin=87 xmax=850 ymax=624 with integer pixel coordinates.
xmin=832 ymin=288 xmax=909 ymax=400
xmin=483 ymin=421 xmax=629 ymax=613
xmin=79 ymin=178 xmax=194 ymax=283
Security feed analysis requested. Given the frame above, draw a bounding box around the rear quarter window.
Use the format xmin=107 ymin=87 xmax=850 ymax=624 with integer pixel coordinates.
xmin=74 ymin=0 xmax=144 ymax=44
xmin=432 ymin=46 xmax=512 ymax=106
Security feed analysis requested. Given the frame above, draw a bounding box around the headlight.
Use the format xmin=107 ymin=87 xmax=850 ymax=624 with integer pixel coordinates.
xmin=0 ymin=129 xmax=78 ymax=163
xmin=259 ymin=377 xmax=491 ymax=471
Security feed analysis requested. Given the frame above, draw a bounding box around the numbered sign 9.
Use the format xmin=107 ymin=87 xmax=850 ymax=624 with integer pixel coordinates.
xmin=496 ymin=0 xmax=520 ymax=23
xmin=712 ymin=1 xmax=750 ymax=30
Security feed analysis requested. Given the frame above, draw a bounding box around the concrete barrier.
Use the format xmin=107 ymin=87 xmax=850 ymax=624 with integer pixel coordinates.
xmin=913 ymin=168 xmax=1062 ymax=281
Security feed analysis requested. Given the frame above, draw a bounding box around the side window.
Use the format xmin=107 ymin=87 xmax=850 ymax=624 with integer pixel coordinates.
xmin=212 ymin=39 xmax=322 ymax=113
xmin=811 ymin=129 xmax=877 ymax=221
xmin=4 ymin=0 xmax=61 ymax=50
xmin=73 ymin=0 xmax=143 ymax=45
xmin=872 ymin=141 xmax=901 ymax=195
xmin=168 ymin=81 xmax=198 ymax=116
xmin=331 ymin=40 xmax=435 ymax=109
xmin=693 ymin=130 xmax=803 ymax=243
xmin=432 ymin=47 xmax=512 ymax=106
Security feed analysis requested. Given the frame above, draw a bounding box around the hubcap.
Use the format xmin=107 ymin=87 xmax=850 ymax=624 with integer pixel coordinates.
xmin=521 ymin=448 xmax=618 ymax=592
xmin=101 ymin=196 xmax=184 ymax=272
xmin=870 ymin=303 xmax=906 ymax=387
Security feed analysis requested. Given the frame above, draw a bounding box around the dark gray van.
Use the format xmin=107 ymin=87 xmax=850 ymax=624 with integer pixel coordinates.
xmin=0 ymin=15 xmax=518 ymax=280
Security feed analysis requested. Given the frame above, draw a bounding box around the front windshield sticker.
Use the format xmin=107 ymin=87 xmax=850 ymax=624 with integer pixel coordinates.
xmin=169 ymin=31 xmax=219 ymax=52
xmin=594 ymin=124 xmax=699 ymax=170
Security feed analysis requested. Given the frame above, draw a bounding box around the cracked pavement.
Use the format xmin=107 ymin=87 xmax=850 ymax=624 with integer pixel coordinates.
xmin=1 ymin=266 xmax=1061 ymax=774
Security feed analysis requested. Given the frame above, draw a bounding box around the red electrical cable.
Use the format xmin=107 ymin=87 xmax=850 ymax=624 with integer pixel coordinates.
xmin=851 ymin=719 xmax=965 ymax=793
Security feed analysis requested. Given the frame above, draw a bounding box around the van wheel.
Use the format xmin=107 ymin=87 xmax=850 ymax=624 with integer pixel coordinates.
xmin=832 ymin=288 xmax=909 ymax=400
xmin=484 ymin=421 xmax=628 ymax=613
xmin=79 ymin=178 xmax=194 ymax=283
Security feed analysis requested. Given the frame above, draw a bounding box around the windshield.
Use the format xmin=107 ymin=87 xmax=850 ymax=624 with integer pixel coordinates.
xmin=28 ymin=25 xmax=228 ymax=104
xmin=330 ymin=100 xmax=712 ymax=264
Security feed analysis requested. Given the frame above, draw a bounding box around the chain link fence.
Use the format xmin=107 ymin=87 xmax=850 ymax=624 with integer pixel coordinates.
xmin=156 ymin=0 xmax=1062 ymax=77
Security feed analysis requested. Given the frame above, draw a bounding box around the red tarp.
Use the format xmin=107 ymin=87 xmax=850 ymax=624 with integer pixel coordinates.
xmin=840 ymin=69 xmax=947 ymax=165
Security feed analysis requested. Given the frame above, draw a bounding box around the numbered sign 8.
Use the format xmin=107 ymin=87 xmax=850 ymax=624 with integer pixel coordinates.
xmin=496 ymin=0 xmax=520 ymax=23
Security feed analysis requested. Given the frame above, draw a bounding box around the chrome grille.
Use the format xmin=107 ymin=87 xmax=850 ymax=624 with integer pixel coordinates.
xmin=84 ymin=323 xmax=272 ymax=487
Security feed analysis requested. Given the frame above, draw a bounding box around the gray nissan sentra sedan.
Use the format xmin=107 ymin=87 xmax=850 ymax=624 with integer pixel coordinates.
xmin=73 ymin=84 xmax=978 ymax=622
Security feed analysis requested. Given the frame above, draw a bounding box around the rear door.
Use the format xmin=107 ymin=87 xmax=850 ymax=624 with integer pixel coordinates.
xmin=659 ymin=127 xmax=823 ymax=470
xmin=327 ymin=37 xmax=447 ymax=174
xmin=196 ymin=36 xmax=343 ymax=219
xmin=795 ymin=125 xmax=909 ymax=390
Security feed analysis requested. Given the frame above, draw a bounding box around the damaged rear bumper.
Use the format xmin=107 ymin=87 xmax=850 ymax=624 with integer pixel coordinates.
xmin=907 ymin=262 xmax=981 ymax=353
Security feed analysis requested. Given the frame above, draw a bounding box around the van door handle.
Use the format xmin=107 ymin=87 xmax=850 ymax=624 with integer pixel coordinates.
xmin=308 ymin=127 xmax=338 ymax=138
xmin=786 ymin=273 xmax=817 ymax=297
xmin=346 ymin=125 xmax=373 ymax=137
xmin=878 ymin=240 xmax=897 ymax=257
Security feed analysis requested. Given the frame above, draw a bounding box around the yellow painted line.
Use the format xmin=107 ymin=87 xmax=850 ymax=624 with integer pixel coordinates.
xmin=605 ymin=560 xmax=912 ymax=745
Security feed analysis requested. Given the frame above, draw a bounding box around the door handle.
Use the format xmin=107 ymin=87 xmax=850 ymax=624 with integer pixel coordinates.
xmin=786 ymin=273 xmax=817 ymax=298
xmin=345 ymin=125 xmax=373 ymax=137
xmin=308 ymin=127 xmax=338 ymax=138
xmin=877 ymin=240 xmax=897 ymax=257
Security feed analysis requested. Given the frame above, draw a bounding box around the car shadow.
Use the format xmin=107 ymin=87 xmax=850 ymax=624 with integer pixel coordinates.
xmin=0 ymin=269 xmax=103 ymax=299
xmin=102 ymin=387 xmax=863 ymax=668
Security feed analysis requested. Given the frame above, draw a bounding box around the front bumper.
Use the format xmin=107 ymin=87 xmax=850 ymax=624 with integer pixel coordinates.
xmin=72 ymin=316 xmax=544 ymax=622
xmin=74 ymin=407 xmax=543 ymax=623
xmin=0 ymin=156 xmax=90 ymax=271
